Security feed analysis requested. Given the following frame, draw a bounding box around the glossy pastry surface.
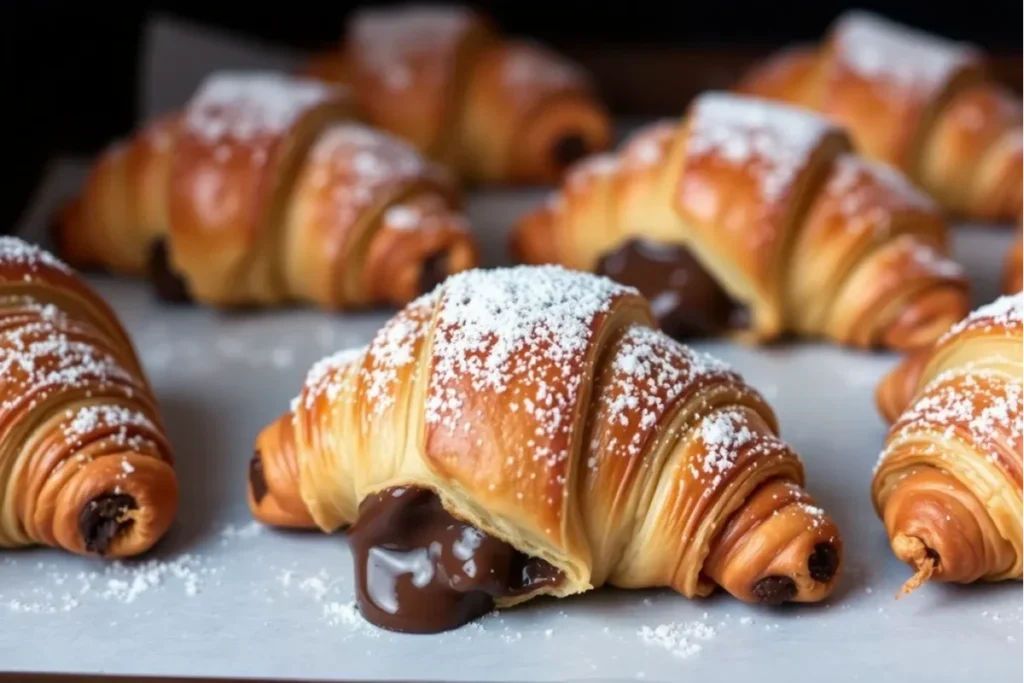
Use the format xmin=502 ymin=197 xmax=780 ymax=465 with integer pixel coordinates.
xmin=249 ymin=265 xmax=843 ymax=632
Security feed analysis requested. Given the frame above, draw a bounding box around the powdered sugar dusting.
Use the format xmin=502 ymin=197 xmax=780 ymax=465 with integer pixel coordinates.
xmin=501 ymin=41 xmax=588 ymax=93
xmin=363 ymin=293 xmax=436 ymax=415
xmin=186 ymin=72 xmax=340 ymax=144
xmin=686 ymin=92 xmax=838 ymax=203
xmin=351 ymin=5 xmax=475 ymax=90
xmin=941 ymin=293 xmax=1023 ymax=344
xmin=597 ymin=326 xmax=734 ymax=462
xmin=0 ymin=236 xmax=72 ymax=275
xmin=825 ymin=154 xmax=936 ymax=226
xmin=638 ymin=620 xmax=717 ymax=659
xmin=565 ymin=153 xmax=619 ymax=192
xmin=61 ymin=404 xmax=156 ymax=452
xmin=695 ymin=409 xmax=759 ymax=491
xmin=298 ymin=345 xmax=368 ymax=413
xmin=884 ymin=369 xmax=1023 ymax=469
xmin=833 ymin=11 xmax=980 ymax=94
xmin=621 ymin=121 xmax=676 ymax=170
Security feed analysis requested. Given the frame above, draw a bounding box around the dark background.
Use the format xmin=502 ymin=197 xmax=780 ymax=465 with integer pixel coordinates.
xmin=5 ymin=0 xmax=1022 ymax=230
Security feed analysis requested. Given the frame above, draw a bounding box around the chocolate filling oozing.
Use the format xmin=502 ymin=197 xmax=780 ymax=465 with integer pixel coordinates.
xmin=751 ymin=575 xmax=797 ymax=605
xmin=418 ymin=252 xmax=450 ymax=295
xmin=79 ymin=493 xmax=138 ymax=555
xmin=552 ymin=134 xmax=589 ymax=168
xmin=147 ymin=240 xmax=193 ymax=303
xmin=595 ymin=239 xmax=749 ymax=339
xmin=249 ymin=449 xmax=268 ymax=505
xmin=807 ymin=542 xmax=839 ymax=583
xmin=349 ymin=487 xmax=564 ymax=633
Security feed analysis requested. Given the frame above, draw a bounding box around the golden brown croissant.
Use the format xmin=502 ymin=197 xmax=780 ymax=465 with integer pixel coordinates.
xmin=0 ymin=237 xmax=177 ymax=558
xmin=54 ymin=71 xmax=479 ymax=310
xmin=874 ymin=293 xmax=1022 ymax=594
xmin=301 ymin=4 xmax=613 ymax=185
xmin=511 ymin=91 xmax=969 ymax=351
xmin=248 ymin=265 xmax=843 ymax=633
xmin=735 ymin=10 xmax=1022 ymax=222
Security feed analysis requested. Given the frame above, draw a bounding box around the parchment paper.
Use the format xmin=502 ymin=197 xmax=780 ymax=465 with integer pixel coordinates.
xmin=1 ymin=15 xmax=1021 ymax=683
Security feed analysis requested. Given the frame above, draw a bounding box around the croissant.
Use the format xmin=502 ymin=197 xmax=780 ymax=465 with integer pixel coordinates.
xmin=511 ymin=91 xmax=969 ymax=351
xmin=873 ymin=293 xmax=1022 ymax=594
xmin=248 ymin=265 xmax=843 ymax=633
xmin=53 ymin=71 xmax=479 ymax=310
xmin=999 ymin=211 xmax=1024 ymax=294
xmin=301 ymin=4 xmax=613 ymax=185
xmin=735 ymin=10 xmax=1023 ymax=222
xmin=0 ymin=237 xmax=177 ymax=558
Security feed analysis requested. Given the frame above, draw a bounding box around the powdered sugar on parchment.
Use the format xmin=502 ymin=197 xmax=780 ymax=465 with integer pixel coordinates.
xmin=686 ymin=92 xmax=838 ymax=203
xmin=940 ymin=292 xmax=1023 ymax=344
xmin=833 ymin=11 xmax=980 ymax=94
xmin=186 ymin=72 xmax=341 ymax=144
xmin=638 ymin=621 xmax=717 ymax=659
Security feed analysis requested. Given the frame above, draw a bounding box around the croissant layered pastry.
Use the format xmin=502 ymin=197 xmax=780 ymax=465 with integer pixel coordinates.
xmin=874 ymin=293 xmax=1022 ymax=594
xmin=248 ymin=265 xmax=843 ymax=633
xmin=511 ymin=91 xmax=969 ymax=351
xmin=736 ymin=10 xmax=1022 ymax=222
xmin=302 ymin=4 xmax=613 ymax=185
xmin=54 ymin=71 xmax=479 ymax=310
xmin=0 ymin=237 xmax=177 ymax=558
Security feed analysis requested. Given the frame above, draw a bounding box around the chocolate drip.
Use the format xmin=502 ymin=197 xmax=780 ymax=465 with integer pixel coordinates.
xmin=595 ymin=239 xmax=748 ymax=339
xmin=418 ymin=252 xmax=450 ymax=295
xmin=249 ymin=450 xmax=268 ymax=505
xmin=348 ymin=487 xmax=563 ymax=633
xmin=79 ymin=493 xmax=138 ymax=555
xmin=751 ymin=575 xmax=797 ymax=605
xmin=147 ymin=240 xmax=192 ymax=303
xmin=807 ymin=542 xmax=840 ymax=583
xmin=552 ymin=134 xmax=589 ymax=169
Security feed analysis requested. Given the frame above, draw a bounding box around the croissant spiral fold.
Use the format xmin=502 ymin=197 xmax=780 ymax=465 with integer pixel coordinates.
xmin=301 ymin=4 xmax=613 ymax=185
xmin=54 ymin=72 xmax=479 ymax=310
xmin=511 ymin=91 xmax=969 ymax=351
xmin=874 ymin=293 xmax=1023 ymax=593
xmin=248 ymin=265 xmax=843 ymax=631
xmin=735 ymin=10 xmax=1022 ymax=222
xmin=0 ymin=237 xmax=177 ymax=558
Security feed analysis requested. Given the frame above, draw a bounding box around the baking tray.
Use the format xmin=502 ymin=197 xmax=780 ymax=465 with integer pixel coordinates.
xmin=2 ymin=15 xmax=1021 ymax=683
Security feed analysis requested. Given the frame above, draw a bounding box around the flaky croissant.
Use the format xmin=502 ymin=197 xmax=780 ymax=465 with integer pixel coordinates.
xmin=0 ymin=237 xmax=177 ymax=558
xmin=54 ymin=71 xmax=479 ymax=310
xmin=248 ymin=265 xmax=843 ymax=633
xmin=735 ymin=10 xmax=1022 ymax=222
xmin=302 ymin=4 xmax=613 ymax=185
xmin=511 ymin=91 xmax=969 ymax=351
xmin=874 ymin=293 xmax=1022 ymax=594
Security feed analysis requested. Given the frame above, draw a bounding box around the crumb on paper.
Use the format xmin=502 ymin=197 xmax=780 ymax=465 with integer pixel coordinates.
xmin=637 ymin=620 xmax=716 ymax=659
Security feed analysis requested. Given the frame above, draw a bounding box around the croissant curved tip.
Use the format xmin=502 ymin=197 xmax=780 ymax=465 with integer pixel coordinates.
xmin=248 ymin=419 xmax=317 ymax=529
xmin=891 ymin=533 xmax=938 ymax=597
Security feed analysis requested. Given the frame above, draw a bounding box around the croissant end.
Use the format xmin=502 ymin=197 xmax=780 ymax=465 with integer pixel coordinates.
xmin=703 ymin=479 xmax=843 ymax=605
xmin=249 ymin=413 xmax=316 ymax=529
xmin=880 ymin=284 xmax=971 ymax=352
xmin=875 ymin=348 xmax=933 ymax=424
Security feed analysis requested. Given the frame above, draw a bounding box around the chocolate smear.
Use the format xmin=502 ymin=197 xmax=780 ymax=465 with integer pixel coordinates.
xmin=349 ymin=487 xmax=563 ymax=633
xmin=751 ymin=575 xmax=797 ymax=605
xmin=147 ymin=240 xmax=192 ymax=303
xmin=80 ymin=494 xmax=138 ymax=555
xmin=249 ymin=450 xmax=268 ymax=505
xmin=596 ymin=238 xmax=748 ymax=339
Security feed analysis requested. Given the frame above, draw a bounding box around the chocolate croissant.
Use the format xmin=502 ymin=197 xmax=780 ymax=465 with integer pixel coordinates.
xmin=54 ymin=71 xmax=479 ymax=310
xmin=511 ymin=91 xmax=969 ymax=351
xmin=0 ymin=237 xmax=177 ymax=558
xmin=302 ymin=4 xmax=613 ymax=185
xmin=736 ymin=10 xmax=1022 ymax=222
xmin=874 ymin=293 xmax=1022 ymax=594
xmin=248 ymin=265 xmax=843 ymax=633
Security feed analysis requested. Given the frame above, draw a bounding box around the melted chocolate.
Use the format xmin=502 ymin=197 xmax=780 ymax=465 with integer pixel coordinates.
xmin=147 ymin=240 xmax=193 ymax=303
xmin=249 ymin=450 xmax=268 ymax=505
xmin=79 ymin=493 xmax=138 ymax=555
xmin=552 ymin=134 xmax=589 ymax=169
xmin=807 ymin=542 xmax=839 ymax=583
xmin=595 ymin=239 xmax=748 ymax=339
xmin=751 ymin=575 xmax=797 ymax=605
xmin=418 ymin=252 xmax=449 ymax=296
xmin=348 ymin=487 xmax=563 ymax=633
